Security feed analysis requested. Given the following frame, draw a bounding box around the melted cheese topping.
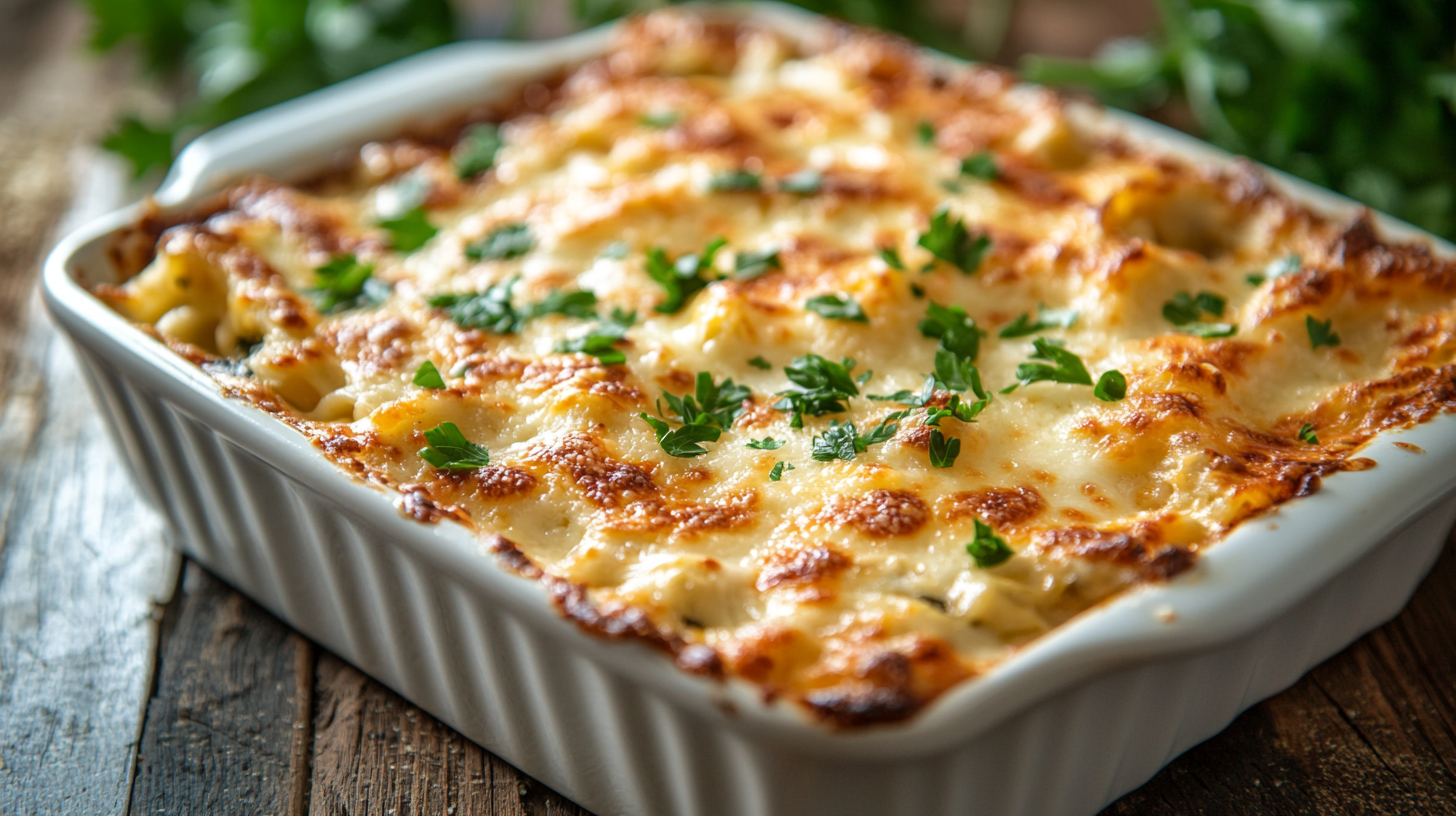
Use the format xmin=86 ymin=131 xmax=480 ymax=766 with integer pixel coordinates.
xmin=97 ymin=11 xmax=1456 ymax=727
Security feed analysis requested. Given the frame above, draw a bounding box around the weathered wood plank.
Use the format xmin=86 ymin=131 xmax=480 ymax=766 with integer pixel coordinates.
xmin=1103 ymin=532 xmax=1456 ymax=815
xmin=127 ymin=563 xmax=315 ymax=816
xmin=308 ymin=652 xmax=590 ymax=816
xmin=0 ymin=4 xmax=178 ymax=815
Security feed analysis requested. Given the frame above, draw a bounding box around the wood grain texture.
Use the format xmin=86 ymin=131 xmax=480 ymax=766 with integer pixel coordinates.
xmin=308 ymin=652 xmax=589 ymax=816
xmin=0 ymin=3 xmax=177 ymax=815
xmin=128 ymin=563 xmax=315 ymax=816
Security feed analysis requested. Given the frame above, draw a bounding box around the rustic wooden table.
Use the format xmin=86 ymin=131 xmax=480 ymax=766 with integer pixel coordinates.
xmin=4 ymin=3 xmax=1456 ymax=814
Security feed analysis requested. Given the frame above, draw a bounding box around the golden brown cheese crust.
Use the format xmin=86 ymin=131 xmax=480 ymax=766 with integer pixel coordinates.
xmin=97 ymin=11 xmax=1456 ymax=728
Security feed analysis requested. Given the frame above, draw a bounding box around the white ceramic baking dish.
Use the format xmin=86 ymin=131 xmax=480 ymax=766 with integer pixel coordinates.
xmin=42 ymin=5 xmax=1456 ymax=815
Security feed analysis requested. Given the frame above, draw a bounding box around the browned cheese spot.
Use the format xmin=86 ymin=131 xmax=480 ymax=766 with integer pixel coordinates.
xmin=942 ymin=485 xmax=1046 ymax=529
xmin=821 ymin=489 xmax=929 ymax=537
xmin=526 ymin=431 xmax=657 ymax=507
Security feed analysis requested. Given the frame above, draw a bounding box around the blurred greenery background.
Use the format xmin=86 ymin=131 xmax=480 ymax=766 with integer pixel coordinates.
xmin=82 ymin=0 xmax=1456 ymax=240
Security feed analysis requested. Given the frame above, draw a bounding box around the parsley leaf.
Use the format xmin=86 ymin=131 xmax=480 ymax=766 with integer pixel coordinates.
xmin=418 ymin=422 xmax=490 ymax=471
xmin=928 ymin=428 xmax=961 ymax=468
xmin=966 ymin=519 xmax=1013 ymax=568
xmin=811 ymin=419 xmax=897 ymax=462
xmin=640 ymin=413 xmax=721 ymax=458
xmin=999 ymin=304 xmax=1079 ymax=338
xmin=1182 ymin=322 xmax=1237 ymax=338
xmin=769 ymin=461 xmax=794 ymax=481
xmin=919 ymin=301 xmax=984 ymax=362
xmin=101 ymin=116 xmax=174 ymax=179
xmin=746 ymin=437 xmax=784 ymax=450
xmin=924 ymin=389 xmax=989 ymax=425
xmin=554 ymin=310 xmax=633 ymax=365
xmin=805 ymin=293 xmax=869 ymax=323
xmin=1248 ymin=254 xmax=1302 ymax=286
xmin=454 ymin=124 xmax=503 ymax=179
xmin=734 ymin=248 xmax=781 ymax=280
xmin=878 ymin=246 xmax=906 ymax=271
xmin=660 ymin=372 xmax=752 ymax=430
xmin=933 ymin=349 xmax=983 ymax=393
xmin=466 ymin=223 xmax=533 ymax=262
xmin=1093 ymin=370 xmax=1127 ymax=401
xmin=1014 ymin=337 xmax=1094 ymax=386
xmin=1298 ymin=423 xmax=1320 ymax=444
xmin=527 ymin=289 xmax=598 ymax=321
xmin=413 ymin=360 xmax=446 ymax=389
xmin=916 ymin=120 xmax=936 ymax=145
xmin=1163 ymin=290 xmax=1226 ymax=325
xmin=639 ymin=110 xmax=680 ymax=128
xmin=778 ymin=169 xmax=823 ymax=195
xmin=773 ymin=354 xmax=861 ymax=426
xmin=312 ymin=255 xmax=382 ymax=313
xmin=959 ymin=151 xmax=999 ymax=180
xmin=379 ymin=206 xmax=438 ymax=253
xmin=1307 ymin=315 xmax=1341 ymax=349
xmin=748 ymin=355 xmax=772 ymax=370
xmin=707 ymin=170 xmax=762 ymax=193
xmin=917 ymin=207 xmax=992 ymax=275
xmin=428 ymin=280 xmax=520 ymax=333
xmin=646 ymin=238 xmax=726 ymax=313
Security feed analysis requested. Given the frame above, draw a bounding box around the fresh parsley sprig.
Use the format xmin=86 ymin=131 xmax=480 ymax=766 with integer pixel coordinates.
xmin=805 ymin=294 xmax=869 ymax=323
xmin=810 ymin=418 xmax=897 ymax=462
xmin=707 ymin=170 xmax=762 ymax=193
xmin=999 ymin=304 xmax=1079 ymax=338
xmin=428 ymin=280 xmax=597 ymax=334
xmin=1247 ymin=254 xmax=1301 ymax=286
xmin=1298 ymin=423 xmax=1320 ymax=444
xmin=1163 ymin=290 xmax=1233 ymax=336
xmin=640 ymin=371 xmax=749 ymax=458
xmin=554 ymin=309 xmax=634 ymax=365
xmin=966 ymin=519 xmax=1013 ymax=568
xmin=928 ymin=428 xmax=961 ymax=468
xmin=769 ymin=461 xmax=794 ymax=481
xmin=418 ymin=422 xmax=491 ymax=471
xmin=413 ymin=361 xmax=446 ymax=389
xmin=773 ymin=354 xmax=861 ymax=427
xmin=959 ymin=151 xmax=999 ymax=181
xmin=646 ymin=238 xmax=727 ymax=313
xmin=466 ymin=223 xmax=533 ymax=262
xmin=312 ymin=254 xmax=385 ymax=313
xmin=1307 ymin=315 xmax=1341 ymax=349
xmin=1010 ymin=338 xmax=1126 ymax=401
xmin=454 ymin=124 xmax=503 ymax=179
xmin=919 ymin=301 xmax=984 ymax=362
xmin=746 ymin=437 xmax=784 ymax=450
xmin=917 ymin=207 xmax=992 ymax=275
xmin=778 ymin=169 xmax=823 ymax=195
xmin=378 ymin=207 xmax=438 ymax=253
xmin=640 ymin=414 xmax=721 ymax=458
xmin=734 ymin=248 xmax=782 ymax=280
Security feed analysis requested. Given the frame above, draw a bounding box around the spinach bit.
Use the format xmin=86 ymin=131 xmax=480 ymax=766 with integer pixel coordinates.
xmin=773 ymin=354 xmax=861 ymax=427
xmin=769 ymin=461 xmax=794 ymax=481
xmin=1307 ymin=315 xmax=1341 ymax=349
xmin=1298 ymin=423 xmax=1320 ymax=445
xmin=804 ymin=293 xmax=869 ymax=323
xmin=454 ymin=124 xmax=503 ymax=179
xmin=554 ymin=309 xmax=635 ymax=366
xmin=919 ymin=301 xmax=985 ymax=362
xmin=746 ymin=437 xmax=784 ymax=450
xmin=641 ymin=371 xmax=749 ymax=458
xmin=1011 ymin=338 xmax=1126 ymax=402
xmin=966 ymin=518 xmax=1013 ymax=568
xmin=917 ymin=207 xmax=992 ymax=275
xmin=734 ymin=248 xmax=782 ymax=280
xmin=646 ymin=238 xmax=727 ymax=313
xmin=810 ymin=418 xmax=897 ymax=462
xmin=959 ymin=151 xmax=999 ymax=181
xmin=999 ymin=304 xmax=1080 ymax=338
xmin=418 ymin=422 xmax=490 ymax=471
xmin=465 ymin=223 xmax=533 ymax=262
xmin=928 ymin=428 xmax=961 ymax=468
xmin=378 ymin=206 xmax=438 ymax=253
xmin=748 ymin=355 xmax=773 ymax=371
xmin=778 ymin=169 xmax=823 ymax=195
xmin=312 ymin=254 xmax=386 ymax=313
xmin=413 ymin=360 xmax=446 ymax=389
xmin=707 ymin=170 xmax=762 ymax=193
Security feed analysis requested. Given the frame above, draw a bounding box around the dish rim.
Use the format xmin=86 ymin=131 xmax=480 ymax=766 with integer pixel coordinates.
xmin=42 ymin=1 xmax=1456 ymax=756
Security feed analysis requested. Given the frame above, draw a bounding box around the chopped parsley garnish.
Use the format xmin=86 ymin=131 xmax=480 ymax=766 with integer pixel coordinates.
xmin=924 ymin=390 xmax=989 ymax=425
xmin=641 ymin=371 xmax=749 ymax=458
xmin=1247 ymin=253 xmax=1301 ymax=286
xmin=773 ymin=354 xmax=861 ymax=427
xmin=553 ymin=309 xmax=633 ymax=365
xmin=999 ymin=304 xmax=1079 ymax=338
xmin=312 ymin=254 xmax=382 ymax=313
xmin=1298 ymin=423 xmax=1320 ymax=444
xmin=1307 ymin=315 xmax=1341 ymax=348
xmin=804 ymin=293 xmax=869 ymax=323
xmin=1181 ymin=322 xmax=1237 ymax=338
xmin=916 ymin=120 xmax=936 ymax=145
xmin=529 ymin=289 xmax=599 ymax=321
xmin=769 ymin=461 xmax=794 ymax=481
xmin=917 ymin=207 xmax=992 ymax=275
xmin=855 ymin=370 xmax=874 ymax=386
xmin=639 ymin=110 xmax=680 ymax=128
xmin=1013 ymin=338 xmax=1090 ymax=386
xmin=928 ymin=428 xmax=961 ymax=468
xmin=412 ymin=360 xmax=446 ymax=389
xmin=778 ymin=169 xmax=823 ymax=195
xmin=378 ymin=206 xmax=438 ymax=253
xmin=933 ymin=349 xmax=983 ymax=393
xmin=966 ymin=519 xmax=1013 ymax=568
xmin=465 ymin=223 xmax=533 ymax=261
xmin=428 ymin=280 xmax=596 ymax=334
xmin=810 ymin=418 xmax=897 ymax=462
xmin=878 ymin=246 xmax=906 ymax=271
xmin=748 ymin=355 xmax=772 ymax=370
xmin=1163 ymin=290 xmax=1226 ymax=325
xmin=909 ymin=283 xmax=926 ymax=298
xmin=1093 ymin=370 xmax=1127 ymax=402
xmin=734 ymin=248 xmax=781 ymax=280
xmin=746 ymin=437 xmax=784 ymax=450
xmin=959 ymin=151 xmax=999 ymax=181
xmin=417 ymin=422 xmax=491 ymax=471
xmin=919 ymin=301 xmax=984 ymax=362
xmin=453 ymin=124 xmax=503 ymax=179
xmin=640 ymin=413 xmax=720 ymax=458
xmin=646 ymin=238 xmax=726 ymax=313
xmin=707 ymin=169 xmax=762 ymax=193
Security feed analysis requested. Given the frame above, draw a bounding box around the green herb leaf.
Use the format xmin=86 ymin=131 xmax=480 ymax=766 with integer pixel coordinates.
xmin=428 ymin=279 xmax=520 ymax=333
xmin=1307 ymin=315 xmax=1341 ymax=349
xmin=660 ymin=372 xmax=752 ymax=430
xmin=805 ymin=293 xmax=869 ymax=323
xmin=418 ymin=422 xmax=490 ymax=470
xmin=933 ymin=349 xmax=983 ymax=393
xmin=1014 ymin=337 xmax=1094 ymax=386
xmin=707 ymin=170 xmax=762 ymax=193
xmin=1162 ymin=290 xmax=1226 ymax=325
xmin=748 ymin=355 xmax=772 ymax=370
xmin=554 ymin=311 xmax=631 ymax=365
xmin=646 ymin=238 xmax=726 ymax=313
xmin=878 ymin=246 xmax=906 ymax=271
xmin=101 ymin=116 xmax=174 ymax=178
xmin=747 ymin=437 xmax=784 ymax=450
xmin=916 ymin=120 xmax=935 ymax=145
xmin=928 ymin=428 xmax=961 ymax=468
xmin=1298 ymin=423 xmax=1320 ymax=444
xmin=959 ymin=151 xmax=999 ymax=181
xmin=769 ymin=461 xmax=794 ymax=481
xmin=909 ymin=283 xmax=926 ymax=298
xmin=378 ymin=206 xmax=438 ymax=253
xmin=640 ymin=412 xmax=721 ymax=458
xmin=1248 ymin=254 xmax=1301 ymax=286
xmin=639 ymin=110 xmax=680 ymax=128
xmin=1093 ymin=370 xmax=1127 ymax=401
xmin=999 ymin=304 xmax=1080 ymax=338
xmin=778 ymin=169 xmax=823 ymax=195
xmin=919 ymin=301 xmax=984 ymax=362
xmin=917 ymin=207 xmax=992 ymax=275
xmin=413 ymin=360 xmax=446 ymax=389
xmin=734 ymin=248 xmax=782 ymax=280
xmin=966 ymin=519 xmax=1013 ymax=568
xmin=811 ymin=419 xmax=896 ymax=462
xmin=454 ymin=124 xmax=503 ymax=179
xmin=773 ymin=354 xmax=861 ymax=425
xmin=466 ymin=223 xmax=533 ymax=262
xmin=312 ymin=255 xmax=380 ymax=313
xmin=1182 ymin=322 xmax=1237 ymax=338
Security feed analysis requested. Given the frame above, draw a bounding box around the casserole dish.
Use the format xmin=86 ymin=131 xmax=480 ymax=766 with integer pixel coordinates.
xmin=43 ymin=4 xmax=1456 ymax=814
